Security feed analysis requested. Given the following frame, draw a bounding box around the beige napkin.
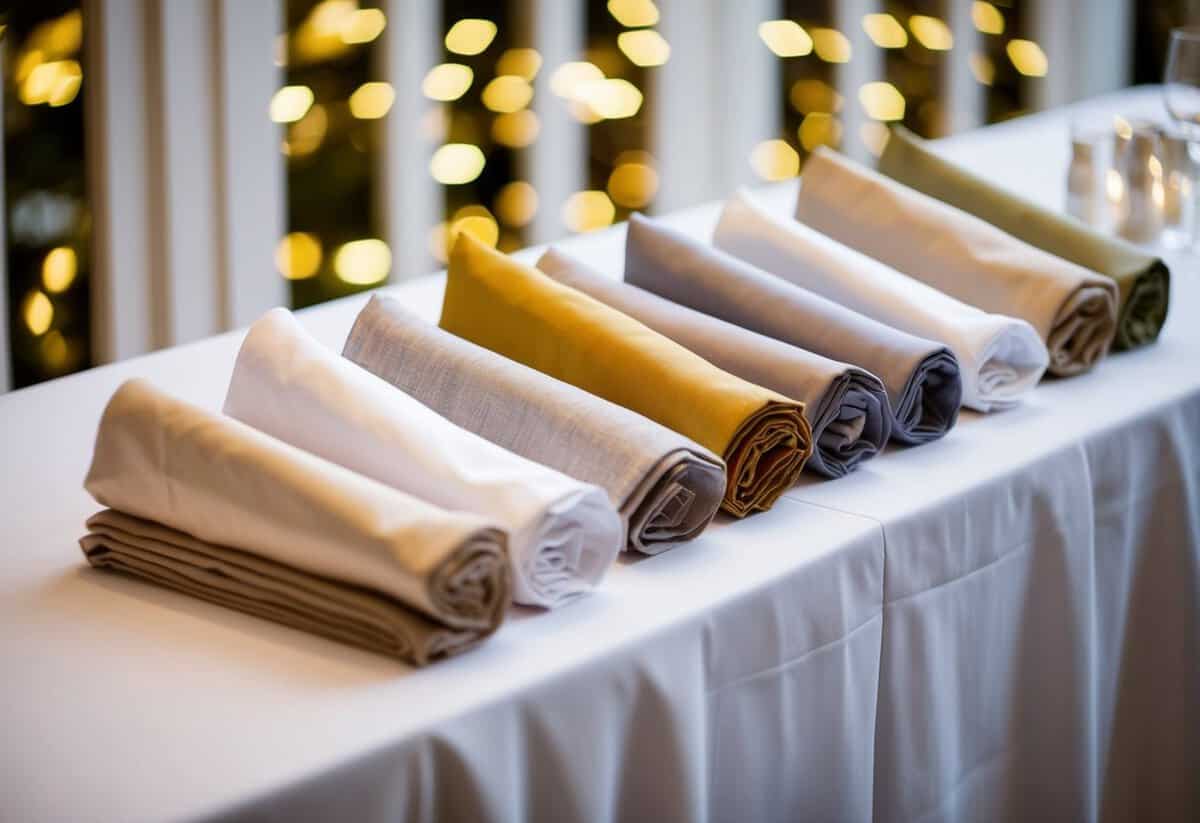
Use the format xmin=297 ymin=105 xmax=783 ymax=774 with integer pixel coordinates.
xmin=796 ymin=146 xmax=1119 ymax=377
xmin=226 ymin=308 xmax=622 ymax=609
xmin=537 ymin=247 xmax=891 ymax=478
xmin=879 ymin=126 xmax=1168 ymax=351
xmin=345 ymin=295 xmax=726 ymax=553
xmin=82 ymin=379 xmax=510 ymax=665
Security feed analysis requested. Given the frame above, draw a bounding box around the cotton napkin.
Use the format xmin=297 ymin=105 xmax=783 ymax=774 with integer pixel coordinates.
xmin=714 ymin=190 xmax=1049 ymax=412
xmin=225 ymin=308 xmax=621 ymax=609
xmin=796 ymin=146 xmax=1119 ymax=377
xmin=439 ymin=233 xmax=813 ymax=517
xmin=345 ymin=295 xmax=726 ymax=552
xmin=623 ymin=213 xmax=961 ymax=445
xmin=879 ymin=126 xmax=1169 ymax=350
xmin=82 ymin=379 xmax=510 ymax=665
xmin=537 ymin=247 xmax=890 ymax=478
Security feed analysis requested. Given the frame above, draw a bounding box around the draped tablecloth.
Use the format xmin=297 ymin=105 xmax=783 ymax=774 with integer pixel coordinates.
xmin=1 ymin=87 xmax=1197 ymax=822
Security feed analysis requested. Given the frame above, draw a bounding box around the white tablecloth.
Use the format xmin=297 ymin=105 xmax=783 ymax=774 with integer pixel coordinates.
xmin=2 ymin=87 xmax=1197 ymax=822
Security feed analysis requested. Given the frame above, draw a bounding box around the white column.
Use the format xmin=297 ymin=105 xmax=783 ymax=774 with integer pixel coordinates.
xmin=379 ymin=0 xmax=440 ymax=281
xmin=1032 ymin=0 xmax=1132 ymax=111
xmin=527 ymin=0 xmax=586 ymax=244
xmin=84 ymin=0 xmax=158 ymax=362
xmin=946 ymin=0 xmax=984 ymax=134
xmin=652 ymin=0 xmax=718 ymax=213
xmin=712 ymin=0 xmax=781 ymax=195
xmin=836 ymin=0 xmax=883 ymax=164
xmin=147 ymin=0 xmax=223 ymax=343
xmin=214 ymin=0 xmax=286 ymax=326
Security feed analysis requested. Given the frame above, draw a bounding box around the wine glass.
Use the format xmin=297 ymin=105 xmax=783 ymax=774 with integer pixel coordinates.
xmin=1163 ymin=27 xmax=1200 ymax=250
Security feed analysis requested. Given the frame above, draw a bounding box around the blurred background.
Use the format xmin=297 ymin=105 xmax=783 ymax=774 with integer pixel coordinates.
xmin=0 ymin=0 xmax=1191 ymax=390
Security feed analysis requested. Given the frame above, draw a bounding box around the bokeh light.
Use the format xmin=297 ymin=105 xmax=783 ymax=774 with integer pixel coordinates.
xmin=909 ymin=16 xmax=953 ymax=51
xmin=270 ymin=85 xmax=314 ymax=123
xmin=758 ymin=20 xmax=813 ymax=58
xmin=862 ymin=14 xmax=907 ymax=49
xmin=23 ymin=291 xmax=54 ymax=336
xmin=1007 ymin=39 xmax=1049 ymax=77
xmin=482 ymin=76 xmax=534 ymax=113
xmin=858 ymin=82 xmax=906 ymax=121
xmin=618 ymin=30 xmax=671 ymax=67
xmin=492 ymin=110 xmax=541 ymax=148
xmin=562 ymin=191 xmax=616 ymax=233
xmin=334 ymin=239 xmax=391 ymax=285
xmin=41 ymin=247 xmax=77 ymax=293
xmin=445 ymin=19 xmax=497 ymax=56
xmin=749 ymin=139 xmax=800 ymax=181
xmin=431 ymin=143 xmax=487 ymax=184
xmin=275 ymin=233 xmax=323 ymax=280
xmin=423 ymin=64 xmax=474 ymax=102
xmin=607 ymin=0 xmax=660 ymax=28
xmin=607 ymin=162 xmax=659 ymax=208
xmin=349 ymin=82 xmax=395 ymax=119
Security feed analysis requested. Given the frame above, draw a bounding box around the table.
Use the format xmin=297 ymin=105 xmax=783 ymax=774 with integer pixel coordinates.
xmin=2 ymin=87 xmax=1197 ymax=823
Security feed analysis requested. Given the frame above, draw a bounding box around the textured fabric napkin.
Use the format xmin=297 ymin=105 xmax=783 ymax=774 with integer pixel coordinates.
xmin=537 ymin=247 xmax=890 ymax=478
xmin=82 ymin=379 xmax=510 ymax=665
xmin=796 ymin=146 xmax=1119 ymax=377
xmin=225 ymin=308 xmax=621 ymax=609
xmin=624 ymin=213 xmax=961 ymax=445
xmin=879 ymin=126 xmax=1169 ymax=351
xmin=345 ymin=295 xmax=726 ymax=552
xmin=714 ymin=190 xmax=1049 ymax=412
xmin=439 ymin=233 xmax=813 ymax=517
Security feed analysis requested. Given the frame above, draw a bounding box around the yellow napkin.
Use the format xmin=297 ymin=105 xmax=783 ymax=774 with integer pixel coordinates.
xmin=440 ymin=234 xmax=812 ymax=517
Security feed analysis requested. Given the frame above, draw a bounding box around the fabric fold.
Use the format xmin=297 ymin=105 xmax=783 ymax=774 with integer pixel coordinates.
xmin=439 ymin=233 xmax=812 ymax=517
xmin=796 ymin=146 xmax=1119 ymax=377
xmin=714 ymin=190 xmax=1048 ymax=412
xmin=225 ymin=308 xmax=622 ymax=609
xmin=624 ymin=213 xmax=961 ymax=445
xmin=344 ymin=295 xmax=726 ymax=552
xmin=878 ymin=126 xmax=1169 ymax=350
xmin=82 ymin=379 xmax=510 ymax=665
xmin=537 ymin=247 xmax=889 ymax=478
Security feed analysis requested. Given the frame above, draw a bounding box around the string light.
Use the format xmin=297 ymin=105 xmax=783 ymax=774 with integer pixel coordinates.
xmin=445 ymin=19 xmax=497 ymax=56
xmin=758 ymin=20 xmax=813 ymax=58
xmin=618 ymin=30 xmax=671 ymax=66
xmin=334 ymin=239 xmax=391 ymax=285
xmin=431 ymin=143 xmax=486 ymax=184
xmin=749 ymin=140 xmax=800 ymax=181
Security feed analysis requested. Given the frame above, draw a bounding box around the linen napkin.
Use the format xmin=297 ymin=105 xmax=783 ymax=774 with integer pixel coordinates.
xmin=624 ymin=213 xmax=961 ymax=445
xmin=82 ymin=379 xmax=509 ymax=665
xmin=537 ymin=247 xmax=890 ymax=478
xmin=345 ymin=295 xmax=726 ymax=552
xmin=225 ymin=308 xmax=622 ymax=609
xmin=796 ymin=146 xmax=1119 ymax=376
xmin=439 ymin=233 xmax=813 ymax=517
xmin=879 ymin=126 xmax=1169 ymax=350
xmin=714 ymin=190 xmax=1049 ymax=412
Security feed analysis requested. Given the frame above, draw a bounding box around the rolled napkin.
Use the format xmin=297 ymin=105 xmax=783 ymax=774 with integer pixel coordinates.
xmin=624 ymin=213 xmax=961 ymax=445
xmin=796 ymin=146 xmax=1120 ymax=377
xmin=82 ymin=379 xmax=510 ymax=665
xmin=536 ymin=247 xmax=890 ymax=478
xmin=439 ymin=233 xmax=813 ymax=517
xmin=345 ymin=295 xmax=726 ymax=552
xmin=713 ymin=190 xmax=1049 ymax=412
xmin=879 ymin=126 xmax=1169 ymax=350
xmin=225 ymin=308 xmax=621 ymax=609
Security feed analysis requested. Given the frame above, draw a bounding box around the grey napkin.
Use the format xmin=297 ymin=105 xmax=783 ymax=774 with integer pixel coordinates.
xmin=624 ymin=213 xmax=962 ymax=445
xmin=537 ymin=247 xmax=890 ymax=478
xmin=344 ymin=295 xmax=727 ymax=555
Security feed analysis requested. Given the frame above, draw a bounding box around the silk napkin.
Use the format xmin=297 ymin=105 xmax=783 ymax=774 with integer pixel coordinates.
xmin=796 ymin=146 xmax=1119 ymax=377
xmin=82 ymin=379 xmax=510 ymax=665
xmin=345 ymin=295 xmax=726 ymax=551
xmin=225 ymin=308 xmax=621 ymax=609
xmin=439 ymin=233 xmax=812 ymax=517
xmin=624 ymin=213 xmax=961 ymax=445
xmin=537 ymin=247 xmax=890 ymax=478
xmin=879 ymin=126 xmax=1168 ymax=350
xmin=714 ymin=190 xmax=1048 ymax=412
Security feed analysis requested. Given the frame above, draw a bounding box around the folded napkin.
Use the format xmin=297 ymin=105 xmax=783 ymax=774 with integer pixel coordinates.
xmin=225 ymin=308 xmax=621 ymax=609
xmin=439 ymin=233 xmax=813 ymax=517
xmin=82 ymin=379 xmax=509 ymax=665
xmin=796 ymin=146 xmax=1119 ymax=377
xmin=714 ymin=190 xmax=1049 ymax=412
xmin=879 ymin=126 xmax=1169 ymax=350
xmin=345 ymin=295 xmax=726 ymax=551
xmin=624 ymin=213 xmax=961 ymax=445
xmin=537 ymin=247 xmax=890 ymax=478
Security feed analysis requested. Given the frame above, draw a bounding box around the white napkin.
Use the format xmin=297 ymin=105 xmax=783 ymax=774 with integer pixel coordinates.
xmin=225 ymin=309 xmax=622 ymax=609
xmin=715 ymin=190 xmax=1049 ymax=411
xmin=796 ymin=147 xmax=1119 ymax=377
